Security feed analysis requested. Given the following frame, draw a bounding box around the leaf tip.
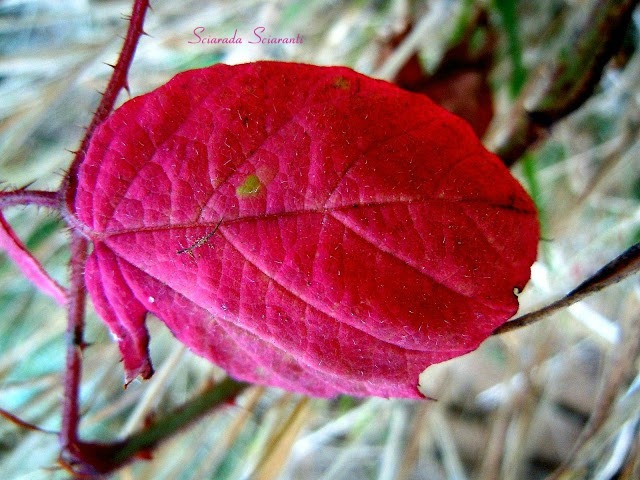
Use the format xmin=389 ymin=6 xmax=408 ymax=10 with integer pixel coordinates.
xmin=123 ymin=361 xmax=154 ymax=389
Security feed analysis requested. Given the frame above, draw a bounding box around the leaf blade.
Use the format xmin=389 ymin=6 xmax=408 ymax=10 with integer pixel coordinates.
xmin=73 ymin=62 xmax=539 ymax=398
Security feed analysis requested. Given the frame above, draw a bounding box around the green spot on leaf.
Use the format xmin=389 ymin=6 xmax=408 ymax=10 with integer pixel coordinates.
xmin=236 ymin=174 xmax=262 ymax=197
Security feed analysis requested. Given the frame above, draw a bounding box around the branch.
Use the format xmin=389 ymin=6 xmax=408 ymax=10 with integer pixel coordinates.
xmin=0 ymin=408 xmax=57 ymax=435
xmin=488 ymin=0 xmax=639 ymax=165
xmin=112 ymin=378 xmax=248 ymax=466
xmin=57 ymin=0 xmax=151 ymax=473
xmin=59 ymin=232 xmax=87 ymax=468
xmin=61 ymin=0 xmax=150 ymax=213
xmin=0 ymin=189 xmax=59 ymax=210
xmin=0 ymin=211 xmax=67 ymax=305
xmin=60 ymin=378 xmax=248 ymax=475
xmin=493 ymin=240 xmax=640 ymax=335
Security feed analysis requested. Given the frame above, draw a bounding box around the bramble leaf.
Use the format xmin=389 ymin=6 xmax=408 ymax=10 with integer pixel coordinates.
xmin=70 ymin=62 xmax=538 ymax=398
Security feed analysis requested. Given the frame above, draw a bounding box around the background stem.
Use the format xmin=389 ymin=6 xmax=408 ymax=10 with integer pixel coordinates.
xmin=112 ymin=378 xmax=249 ymax=466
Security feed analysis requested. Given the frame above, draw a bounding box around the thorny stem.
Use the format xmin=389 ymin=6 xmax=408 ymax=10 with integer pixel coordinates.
xmin=60 ymin=232 xmax=87 ymax=462
xmin=0 ymin=189 xmax=60 ymax=210
xmin=61 ymin=0 xmax=150 ymax=213
xmin=0 ymin=190 xmax=64 ymax=302
xmin=58 ymin=0 xmax=150 ymax=472
xmin=54 ymin=378 xmax=248 ymax=475
xmin=0 ymin=208 xmax=67 ymax=304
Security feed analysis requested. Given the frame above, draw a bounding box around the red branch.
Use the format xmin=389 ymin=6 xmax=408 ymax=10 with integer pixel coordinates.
xmin=59 ymin=232 xmax=87 ymax=458
xmin=0 ymin=407 xmax=56 ymax=435
xmin=0 ymin=189 xmax=59 ymax=210
xmin=61 ymin=0 xmax=150 ymax=214
xmin=58 ymin=0 xmax=150 ymax=473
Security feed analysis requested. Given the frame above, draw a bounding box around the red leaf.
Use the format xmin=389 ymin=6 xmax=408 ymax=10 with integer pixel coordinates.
xmin=70 ymin=62 xmax=538 ymax=398
xmin=381 ymin=13 xmax=496 ymax=138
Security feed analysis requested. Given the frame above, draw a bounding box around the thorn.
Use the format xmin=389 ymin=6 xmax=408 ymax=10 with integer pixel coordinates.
xmin=123 ymin=81 xmax=131 ymax=96
xmin=0 ymin=408 xmax=55 ymax=434
xmin=134 ymin=449 xmax=154 ymax=461
xmin=54 ymin=168 xmax=69 ymax=179
xmin=142 ymin=413 xmax=156 ymax=428
xmin=17 ymin=181 xmax=36 ymax=191
xmin=121 ymin=14 xmax=132 ymax=21
xmin=140 ymin=30 xmax=152 ymax=38
xmin=103 ymin=62 xmax=116 ymax=69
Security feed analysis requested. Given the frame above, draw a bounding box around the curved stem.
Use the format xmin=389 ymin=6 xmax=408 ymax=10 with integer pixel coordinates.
xmin=0 ymin=211 xmax=67 ymax=304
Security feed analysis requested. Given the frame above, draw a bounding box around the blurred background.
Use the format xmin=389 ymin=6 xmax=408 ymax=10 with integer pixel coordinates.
xmin=1 ymin=0 xmax=640 ymax=478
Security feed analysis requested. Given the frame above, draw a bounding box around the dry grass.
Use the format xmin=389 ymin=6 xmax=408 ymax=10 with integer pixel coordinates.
xmin=1 ymin=0 xmax=639 ymax=479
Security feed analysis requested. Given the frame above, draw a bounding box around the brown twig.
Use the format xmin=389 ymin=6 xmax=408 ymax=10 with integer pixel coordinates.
xmin=493 ymin=240 xmax=640 ymax=335
xmin=489 ymin=0 xmax=639 ymax=165
xmin=0 ymin=407 xmax=57 ymax=435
